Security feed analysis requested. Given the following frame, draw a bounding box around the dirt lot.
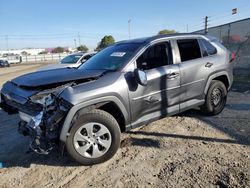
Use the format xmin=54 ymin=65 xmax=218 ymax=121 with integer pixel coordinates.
xmin=0 ymin=64 xmax=249 ymax=188
xmin=0 ymin=62 xmax=54 ymax=88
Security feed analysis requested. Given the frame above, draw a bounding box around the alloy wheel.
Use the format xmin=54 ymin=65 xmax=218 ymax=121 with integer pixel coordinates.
xmin=73 ymin=122 xmax=112 ymax=158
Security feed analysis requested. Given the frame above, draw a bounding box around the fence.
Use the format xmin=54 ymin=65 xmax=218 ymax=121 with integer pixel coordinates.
xmin=21 ymin=53 xmax=68 ymax=63
xmin=1 ymin=53 xmax=69 ymax=63
xmin=195 ymin=18 xmax=250 ymax=76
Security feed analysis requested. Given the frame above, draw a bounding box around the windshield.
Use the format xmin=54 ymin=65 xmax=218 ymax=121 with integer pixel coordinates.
xmin=61 ymin=54 xmax=82 ymax=64
xmin=79 ymin=43 xmax=140 ymax=71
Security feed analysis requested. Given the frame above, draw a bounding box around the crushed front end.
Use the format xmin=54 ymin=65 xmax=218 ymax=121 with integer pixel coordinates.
xmin=0 ymin=81 xmax=73 ymax=154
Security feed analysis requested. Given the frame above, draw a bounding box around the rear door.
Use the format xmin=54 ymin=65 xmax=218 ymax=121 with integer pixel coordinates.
xmin=176 ymin=38 xmax=209 ymax=109
xmin=199 ymin=38 xmax=220 ymax=76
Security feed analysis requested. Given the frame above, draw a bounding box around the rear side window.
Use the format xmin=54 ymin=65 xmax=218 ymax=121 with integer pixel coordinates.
xmin=201 ymin=39 xmax=217 ymax=55
xmin=177 ymin=39 xmax=201 ymax=62
xmin=198 ymin=39 xmax=208 ymax=57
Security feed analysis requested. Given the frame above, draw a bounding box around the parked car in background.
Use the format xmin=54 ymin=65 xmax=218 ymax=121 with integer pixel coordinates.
xmin=0 ymin=60 xmax=10 ymax=68
xmin=0 ymin=34 xmax=234 ymax=165
xmin=38 ymin=52 xmax=96 ymax=71
xmin=1 ymin=53 xmax=22 ymax=64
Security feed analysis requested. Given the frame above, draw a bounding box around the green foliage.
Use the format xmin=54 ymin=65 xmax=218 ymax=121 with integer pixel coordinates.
xmin=158 ymin=29 xmax=177 ymax=35
xmin=77 ymin=45 xmax=89 ymax=52
xmin=96 ymin=35 xmax=115 ymax=51
xmin=52 ymin=47 xmax=64 ymax=53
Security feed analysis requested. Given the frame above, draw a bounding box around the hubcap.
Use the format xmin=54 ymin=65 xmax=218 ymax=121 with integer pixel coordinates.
xmin=73 ymin=122 xmax=112 ymax=158
xmin=211 ymin=88 xmax=222 ymax=106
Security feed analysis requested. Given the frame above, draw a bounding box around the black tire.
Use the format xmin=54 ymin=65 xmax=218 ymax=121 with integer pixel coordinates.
xmin=201 ymin=80 xmax=227 ymax=116
xmin=66 ymin=109 xmax=121 ymax=165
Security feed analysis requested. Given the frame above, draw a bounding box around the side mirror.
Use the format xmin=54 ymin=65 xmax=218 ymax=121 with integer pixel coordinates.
xmin=81 ymin=59 xmax=87 ymax=64
xmin=134 ymin=69 xmax=147 ymax=86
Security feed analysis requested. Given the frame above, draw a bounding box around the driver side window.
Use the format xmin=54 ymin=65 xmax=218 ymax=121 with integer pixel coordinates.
xmin=136 ymin=42 xmax=172 ymax=70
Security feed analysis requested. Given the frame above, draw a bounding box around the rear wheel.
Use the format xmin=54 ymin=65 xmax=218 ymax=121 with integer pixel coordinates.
xmin=201 ymin=80 xmax=227 ymax=115
xmin=66 ymin=109 xmax=121 ymax=165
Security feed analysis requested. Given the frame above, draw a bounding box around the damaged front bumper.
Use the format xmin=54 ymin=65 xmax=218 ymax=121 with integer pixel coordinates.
xmin=0 ymin=82 xmax=73 ymax=154
xmin=18 ymin=99 xmax=71 ymax=154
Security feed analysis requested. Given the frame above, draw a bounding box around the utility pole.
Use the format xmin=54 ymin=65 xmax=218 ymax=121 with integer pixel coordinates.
xmin=128 ymin=19 xmax=131 ymax=39
xmin=204 ymin=16 xmax=208 ymax=34
xmin=74 ymin=39 xmax=77 ymax=49
xmin=186 ymin=24 xmax=189 ymax=33
xmin=77 ymin=32 xmax=81 ymax=46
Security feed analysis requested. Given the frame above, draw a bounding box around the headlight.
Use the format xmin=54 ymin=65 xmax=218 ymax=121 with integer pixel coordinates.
xmin=30 ymin=93 xmax=55 ymax=107
xmin=29 ymin=82 xmax=74 ymax=106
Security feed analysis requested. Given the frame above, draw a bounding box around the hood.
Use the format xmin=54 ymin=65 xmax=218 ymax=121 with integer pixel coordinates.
xmin=37 ymin=63 xmax=80 ymax=72
xmin=11 ymin=68 xmax=105 ymax=88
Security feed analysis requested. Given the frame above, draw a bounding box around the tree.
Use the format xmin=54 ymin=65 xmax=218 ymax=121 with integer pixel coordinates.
xmin=77 ymin=45 xmax=89 ymax=52
xmin=96 ymin=35 xmax=115 ymax=51
xmin=21 ymin=51 xmax=28 ymax=55
xmin=38 ymin=51 xmax=48 ymax=55
xmin=158 ymin=29 xmax=177 ymax=35
xmin=52 ymin=47 xmax=64 ymax=53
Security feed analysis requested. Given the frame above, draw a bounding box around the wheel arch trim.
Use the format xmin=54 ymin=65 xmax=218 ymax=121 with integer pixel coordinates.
xmin=204 ymin=71 xmax=231 ymax=95
xmin=60 ymin=96 xmax=129 ymax=142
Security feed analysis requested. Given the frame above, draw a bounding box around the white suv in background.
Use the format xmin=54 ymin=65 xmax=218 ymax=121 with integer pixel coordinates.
xmin=38 ymin=52 xmax=96 ymax=71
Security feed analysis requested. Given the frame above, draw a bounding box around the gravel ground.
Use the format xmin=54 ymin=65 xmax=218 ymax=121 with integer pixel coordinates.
xmin=0 ymin=64 xmax=249 ymax=188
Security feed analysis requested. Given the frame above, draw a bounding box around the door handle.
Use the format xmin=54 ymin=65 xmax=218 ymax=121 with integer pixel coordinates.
xmin=166 ymin=72 xmax=179 ymax=79
xmin=205 ymin=62 xmax=213 ymax=68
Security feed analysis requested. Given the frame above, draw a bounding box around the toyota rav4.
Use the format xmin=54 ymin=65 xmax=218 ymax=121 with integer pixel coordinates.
xmin=0 ymin=34 xmax=233 ymax=165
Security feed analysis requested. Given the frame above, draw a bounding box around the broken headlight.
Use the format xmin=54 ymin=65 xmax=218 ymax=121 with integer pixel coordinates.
xmin=29 ymin=83 xmax=74 ymax=107
xmin=30 ymin=93 xmax=55 ymax=107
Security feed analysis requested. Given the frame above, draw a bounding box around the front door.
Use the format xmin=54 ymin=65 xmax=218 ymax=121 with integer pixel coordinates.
xmin=128 ymin=42 xmax=181 ymax=127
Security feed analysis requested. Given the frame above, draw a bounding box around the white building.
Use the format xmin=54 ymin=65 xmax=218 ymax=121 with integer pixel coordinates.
xmin=0 ymin=48 xmax=45 ymax=56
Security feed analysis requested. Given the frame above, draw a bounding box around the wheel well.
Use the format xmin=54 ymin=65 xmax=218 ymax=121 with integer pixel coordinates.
xmin=98 ymin=102 xmax=126 ymax=132
xmin=213 ymin=75 xmax=229 ymax=90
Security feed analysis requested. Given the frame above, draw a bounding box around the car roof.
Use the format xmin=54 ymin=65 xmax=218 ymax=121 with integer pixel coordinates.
xmin=70 ymin=52 xmax=96 ymax=56
xmin=116 ymin=33 xmax=207 ymax=45
xmin=69 ymin=52 xmax=85 ymax=56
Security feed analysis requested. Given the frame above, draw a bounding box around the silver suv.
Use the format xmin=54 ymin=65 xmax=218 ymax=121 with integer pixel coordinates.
xmin=0 ymin=34 xmax=233 ymax=165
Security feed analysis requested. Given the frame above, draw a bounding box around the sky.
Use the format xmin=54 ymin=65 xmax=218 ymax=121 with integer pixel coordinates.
xmin=0 ymin=0 xmax=250 ymax=50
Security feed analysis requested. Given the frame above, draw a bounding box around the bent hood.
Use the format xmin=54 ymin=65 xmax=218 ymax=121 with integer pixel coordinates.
xmin=11 ymin=68 xmax=105 ymax=88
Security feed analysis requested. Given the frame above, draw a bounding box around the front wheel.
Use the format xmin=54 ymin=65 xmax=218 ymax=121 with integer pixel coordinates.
xmin=201 ymin=80 xmax=227 ymax=116
xmin=66 ymin=109 xmax=121 ymax=165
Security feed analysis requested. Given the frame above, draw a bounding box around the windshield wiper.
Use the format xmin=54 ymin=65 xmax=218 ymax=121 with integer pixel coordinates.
xmin=100 ymin=69 xmax=116 ymax=76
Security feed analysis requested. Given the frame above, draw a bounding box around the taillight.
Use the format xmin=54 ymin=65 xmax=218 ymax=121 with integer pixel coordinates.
xmin=230 ymin=52 xmax=236 ymax=63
